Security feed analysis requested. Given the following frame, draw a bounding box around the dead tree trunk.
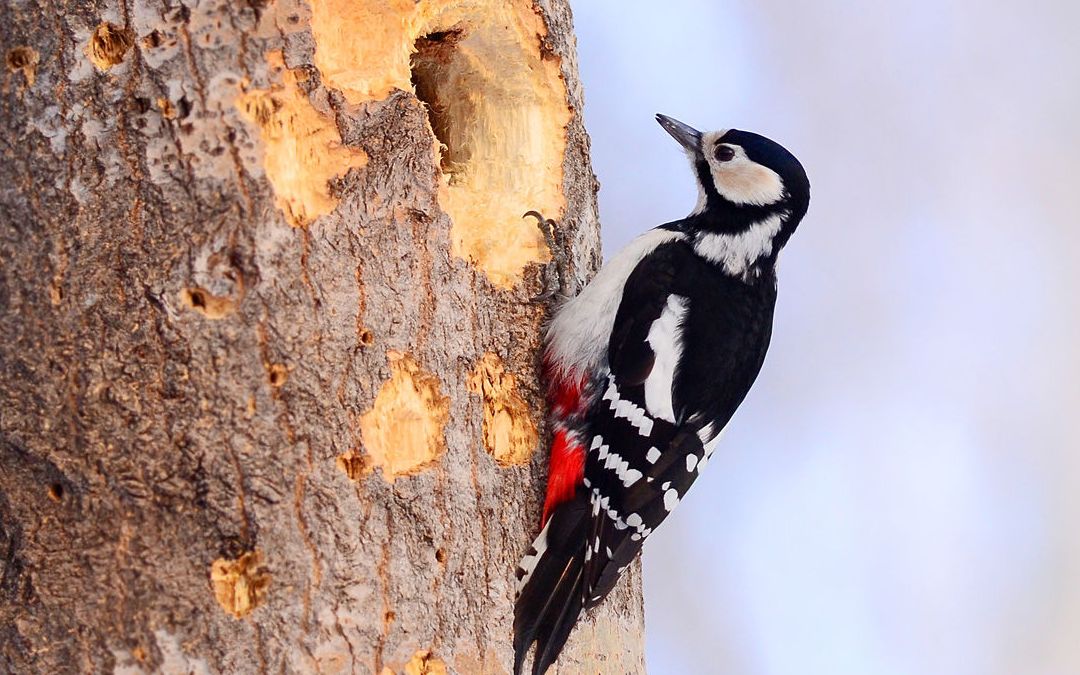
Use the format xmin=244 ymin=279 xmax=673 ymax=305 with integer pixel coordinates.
xmin=0 ymin=1 xmax=645 ymax=673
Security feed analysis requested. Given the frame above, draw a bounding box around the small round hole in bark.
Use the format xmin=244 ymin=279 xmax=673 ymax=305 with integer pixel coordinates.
xmin=177 ymin=96 xmax=193 ymax=120
xmin=47 ymin=483 xmax=64 ymax=502
xmin=87 ymin=22 xmax=134 ymax=71
xmin=435 ymin=548 xmax=446 ymax=563
xmin=186 ymin=288 xmax=207 ymax=309
xmin=267 ymin=364 xmax=287 ymax=387
xmin=6 ymin=47 xmax=39 ymax=87
xmin=142 ymin=30 xmax=163 ymax=49
xmin=180 ymin=287 xmax=235 ymax=319
xmin=358 ymin=328 xmax=374 ymax=346
xmin=6 ymin=47 xmax=36 ymax=71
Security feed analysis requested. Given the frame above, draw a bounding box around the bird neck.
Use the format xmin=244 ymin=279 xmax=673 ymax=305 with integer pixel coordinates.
xmin=680 ymin=209 xmax=786 ymax=282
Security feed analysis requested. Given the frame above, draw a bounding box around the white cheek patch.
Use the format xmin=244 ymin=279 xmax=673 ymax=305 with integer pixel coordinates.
xmin=701 ymin=131 xmax=785 ymax=206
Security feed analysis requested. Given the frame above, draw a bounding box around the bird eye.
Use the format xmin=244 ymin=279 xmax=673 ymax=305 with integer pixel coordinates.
xmin=715 ymin=145 xmax=736 ymax=162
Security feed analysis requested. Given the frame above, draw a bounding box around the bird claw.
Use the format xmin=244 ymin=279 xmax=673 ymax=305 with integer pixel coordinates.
xmin=532 ymin=285 xmax=558 ymax=302
xmin=523 ymin=210 xmax=557 ymax=246
xmin=523 ymin=211 xmax=565 ymax=303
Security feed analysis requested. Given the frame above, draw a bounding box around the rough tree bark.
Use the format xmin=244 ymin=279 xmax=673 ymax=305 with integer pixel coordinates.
xmin=0 ymin=0 xmax=646 ymax=673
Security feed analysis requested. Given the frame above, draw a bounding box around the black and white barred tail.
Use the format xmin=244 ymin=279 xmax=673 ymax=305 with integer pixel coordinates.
xmin=512 ymin=490 xmax=593 ymax=675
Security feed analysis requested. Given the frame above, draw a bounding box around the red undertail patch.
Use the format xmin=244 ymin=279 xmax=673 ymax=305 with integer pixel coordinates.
xmin=542 ymin=429 xmax=585 ymax=526
xmin=541 ymin=363 xmax=589 ymax=526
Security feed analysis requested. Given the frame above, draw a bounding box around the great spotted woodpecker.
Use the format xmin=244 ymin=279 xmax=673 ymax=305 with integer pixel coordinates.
xmin=513 ymin=115 xmax=811 ymax=675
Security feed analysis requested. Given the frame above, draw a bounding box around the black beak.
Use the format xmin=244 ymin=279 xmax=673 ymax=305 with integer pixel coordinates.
xmin=656 ymin=114 xmax=702 ymax=154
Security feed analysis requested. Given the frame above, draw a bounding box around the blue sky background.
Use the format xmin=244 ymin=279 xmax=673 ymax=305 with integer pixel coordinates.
xmin=571 ymin=2 xmax=1080 ymax=673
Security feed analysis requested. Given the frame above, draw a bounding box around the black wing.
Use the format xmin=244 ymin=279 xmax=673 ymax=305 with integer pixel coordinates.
xmin=580 ymin=239 xmax=775 ymax=607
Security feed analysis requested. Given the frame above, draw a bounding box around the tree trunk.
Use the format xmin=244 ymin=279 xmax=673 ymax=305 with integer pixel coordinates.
xmin=0 ymin=1 xmax=645 ymax=673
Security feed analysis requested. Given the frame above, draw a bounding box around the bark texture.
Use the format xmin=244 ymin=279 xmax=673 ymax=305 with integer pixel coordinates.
xmin=0 ymin=0 xmax=646 ymax=673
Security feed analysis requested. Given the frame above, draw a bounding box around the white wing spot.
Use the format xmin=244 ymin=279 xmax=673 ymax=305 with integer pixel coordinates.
xmin=594 ymin=443 xmax=644 ymax=487
xmin=609 ymin=510 xmax=628 ymax=530
xmin=592 ymin=488 xmax=632 ymax=531
xmin=604 ymin=376 xmax=656 ymax=437
xmin=663 ymin=488 xmax=680 ymax=512
xmin=686 ymin=454 xmax=698 ymax=472
xmin=645 ymin=447 xmax=661 ymax=464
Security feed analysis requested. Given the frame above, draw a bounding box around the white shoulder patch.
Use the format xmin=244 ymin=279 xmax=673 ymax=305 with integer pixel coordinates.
xmin=643 ymin=294 xmax=689 ymax=423
xmin=546 ymin=228 xmax=686 ymax=377
xmin=694 ymin=214 xmax=782 ymax=279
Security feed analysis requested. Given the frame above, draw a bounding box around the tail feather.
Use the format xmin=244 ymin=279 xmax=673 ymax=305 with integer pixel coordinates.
xmin=530 ymin=559 xmax=584 ymax=675
xmin=513 ymin=490 xmax=590 ymax=675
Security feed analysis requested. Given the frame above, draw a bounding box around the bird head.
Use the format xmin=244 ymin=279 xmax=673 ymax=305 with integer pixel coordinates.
xmin=656 ymin=114 xmax=810 ymax=276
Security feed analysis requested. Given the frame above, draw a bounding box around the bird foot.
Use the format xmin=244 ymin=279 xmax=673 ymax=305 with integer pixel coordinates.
xmin=523 ymin=210 xmax=568 ymax=303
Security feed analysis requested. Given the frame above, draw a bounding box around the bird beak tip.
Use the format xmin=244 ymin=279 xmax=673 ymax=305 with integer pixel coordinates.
xmin=656 ymin=114 xmax=702 ymax=153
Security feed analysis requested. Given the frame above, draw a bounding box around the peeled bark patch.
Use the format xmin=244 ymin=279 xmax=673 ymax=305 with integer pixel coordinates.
xmin=359 ymin=351 xmax=450 ymax=481
xmin=468 ymin=352 xmax=538 ymax=466
xmin=266 ymin=363 xmax=288 ymax=388
xmin=5 ymin=47 xmax=39 ymax=87
xmin=86 ymin=22 xmax=133 ymax=71
xmin=210 ymin=551 xmax=271 ymax=619
xmin=237 ymin=51 xmax=368 ymax=227
xmin=308 ymin=0 xmax=570 ymax=287
xmin=403 ymin=650 xmax=448 ymax=675
xmin=156 ymin=97 xmax=176 ymax=119
xmin=179 ymin=287 xmax=235 ymax=319
xmin=335 ymin=448 xmax=367 ymax=481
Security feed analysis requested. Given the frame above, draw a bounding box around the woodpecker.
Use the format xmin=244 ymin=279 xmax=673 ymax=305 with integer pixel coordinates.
xmin=513 ymin=114 xmax=811 ymax=675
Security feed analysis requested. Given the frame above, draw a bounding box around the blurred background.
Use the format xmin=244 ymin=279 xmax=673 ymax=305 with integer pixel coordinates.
xmin=571 ymin=1 xmax=1080 ymax=673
